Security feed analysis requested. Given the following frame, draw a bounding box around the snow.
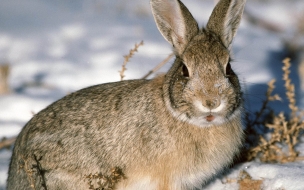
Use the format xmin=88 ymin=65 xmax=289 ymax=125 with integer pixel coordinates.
xmin=1 ymin=0 xmax=304 ymax=189
xmin=205 ymin=162 xmax=304 ymax=190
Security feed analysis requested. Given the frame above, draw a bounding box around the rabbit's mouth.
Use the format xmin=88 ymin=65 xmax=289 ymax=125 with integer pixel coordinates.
xmin=184 ymin=108 xmax=241 ymax=127
xmin=206 ymin=114 xmax=215 ymax=122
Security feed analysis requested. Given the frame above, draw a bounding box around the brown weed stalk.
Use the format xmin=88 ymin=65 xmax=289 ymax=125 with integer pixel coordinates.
xmin=247 ymin=58 xmax=304 ymax=163
xmin=19 ymin=156 xmax=36 ymax=190
xmin=246 ymin=79 xmax=281 ymax=128
xmin=19 ymin=155 xmax=48 ymax=190
xmin=119 ymin=41 xmax=144 ymax=81
xmin=223 ymin=170 xmax=262 ymax=190
xmin=243 ymin=78 xmax=281 ymax=157
xmin=84 ymin=167 xmax=124 ymax=190
xmin=142 ymin=53 xmax=174 ymax=79
xmin=0 ymin=64 xmax=10 ymax=94
xmin=0 ymin=137 xmax=16 ymax=150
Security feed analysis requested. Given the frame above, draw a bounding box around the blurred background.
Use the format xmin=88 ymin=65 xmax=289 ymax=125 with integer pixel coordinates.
xmin=0 ymin=0 xmax=304 ymax=188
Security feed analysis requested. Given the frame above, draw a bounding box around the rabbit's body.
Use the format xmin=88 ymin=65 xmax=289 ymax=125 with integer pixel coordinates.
xmin=7 ymin=0 xmax=246 ymax=189
xmin=8 ymin=76 xmax=242 ymax=190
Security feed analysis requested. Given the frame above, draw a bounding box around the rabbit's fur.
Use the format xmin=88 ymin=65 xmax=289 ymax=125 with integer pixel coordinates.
xmin=7 ymin=0 xmax=246 ymax=189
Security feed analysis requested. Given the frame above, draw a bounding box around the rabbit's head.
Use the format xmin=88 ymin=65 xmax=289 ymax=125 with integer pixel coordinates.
xmin=151 ymin=0 xmax=246 ymax=127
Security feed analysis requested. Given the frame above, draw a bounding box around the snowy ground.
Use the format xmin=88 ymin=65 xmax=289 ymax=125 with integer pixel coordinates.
xmin=1 ymin=0 xmax=304 ymax=189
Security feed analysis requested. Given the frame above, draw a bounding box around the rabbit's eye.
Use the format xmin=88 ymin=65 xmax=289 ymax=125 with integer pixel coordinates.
xmin=182 ymin=63 xmax=189 ymax=78
xmin=225 ymin=62 xmax=234 ymax=77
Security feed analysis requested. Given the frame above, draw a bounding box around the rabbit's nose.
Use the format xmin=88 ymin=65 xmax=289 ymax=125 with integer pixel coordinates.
xmin=204 ymin=99 xmax=220 ymax=110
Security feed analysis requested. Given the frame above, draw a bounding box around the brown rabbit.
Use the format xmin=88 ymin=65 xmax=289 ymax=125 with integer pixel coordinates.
xmin=7 ymin=0 xmax=246 ymax=189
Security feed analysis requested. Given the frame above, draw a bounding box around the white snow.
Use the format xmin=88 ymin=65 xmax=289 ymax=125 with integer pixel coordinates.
xmin=1 ymin=0 xmax=304 ymax=189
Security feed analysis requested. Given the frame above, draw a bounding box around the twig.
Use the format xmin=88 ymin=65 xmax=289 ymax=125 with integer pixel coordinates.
xmin=141 ymin=53 xmax=174 ymax=79
xmin=247 ymin=79 xmax=280 ymax=127
xmin=84 ymin=167 xmax=124 ymax=190
xmin=0 ymin=64 xmax=10 ymax=94
xmin=295 ymin=156 xmax=304 ymax=161
xmin=282 ymin=58 xmax=298 ymax=119
xmin=119 ymin=41 xmax=144 ymax=81
xmin=20 ymin=155 xmax=36 ymax=190
xmin=246 ymin=58 xmax=304 ymax=163
xmin=0 ymin=137 xmax=16 ymax=150
xmin=33 ymin=155 xmax=48 ymax=190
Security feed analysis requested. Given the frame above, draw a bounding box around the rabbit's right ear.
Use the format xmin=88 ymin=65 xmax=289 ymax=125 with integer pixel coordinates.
xmin=150 ymin=0 xmax=199 ymax=55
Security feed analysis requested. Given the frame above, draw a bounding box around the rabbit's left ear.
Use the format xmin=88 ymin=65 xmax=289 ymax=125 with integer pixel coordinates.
xmin=206 ymin=0 xmax=246 ymax=49
xmin=150 ymin=0 xmax=199 ymax=55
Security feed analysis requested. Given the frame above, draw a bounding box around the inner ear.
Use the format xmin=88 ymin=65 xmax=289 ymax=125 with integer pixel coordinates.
xmin=150 ymin=0 xmax=199 ymax=55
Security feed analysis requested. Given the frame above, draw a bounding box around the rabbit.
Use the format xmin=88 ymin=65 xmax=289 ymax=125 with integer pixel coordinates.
xmin=7 ymin=0 xmax=246 ymax=189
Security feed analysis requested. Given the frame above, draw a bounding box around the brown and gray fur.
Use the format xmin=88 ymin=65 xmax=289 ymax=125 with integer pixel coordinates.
xmin=7 ymin=0 xmax=246 ymax=189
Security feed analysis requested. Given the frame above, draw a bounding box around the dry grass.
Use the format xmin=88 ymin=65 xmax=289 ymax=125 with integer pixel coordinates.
xmin=19 ymin=156 xmax=37 ymax=190
xmin=119 ymin=41 xmax=173 ymax=80
xmin=223 ymin=170 xmax=262 ymax=190
xmin=84 ymin=167 xmax=125 ymax=190
xmin=19 ymin=155 xmax=47 ymax=190
xmin=0 ymin=64 xmax=10 ymax=94
xmin=238 ymin=170 xmax=262 ymax=190
xmin=119 ymin=41 xmax=144 ymax=81
xmin=246 ymin=58 xmax=304 ymax=163
xmin=141 ymin=53 xmax=174 ymax=79
xmin=0 ymin=137 xmax=16 ymax=150
xmin=20 ymin=154 xmax=124 ymax=190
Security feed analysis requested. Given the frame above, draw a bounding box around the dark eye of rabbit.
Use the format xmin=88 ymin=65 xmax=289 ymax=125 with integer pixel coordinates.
xmin=182 ymin=63 xmax=189 ymax=78
xmin=225 ymin=62 xmax=234 ymax=77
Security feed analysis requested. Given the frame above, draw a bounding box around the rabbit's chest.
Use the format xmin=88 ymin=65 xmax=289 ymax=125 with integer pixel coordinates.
xmin=116 ymin=177 xmax=158 ymax=190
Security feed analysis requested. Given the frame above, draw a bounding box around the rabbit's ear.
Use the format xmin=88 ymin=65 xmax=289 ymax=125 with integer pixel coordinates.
xmin=206 ymin=0 xmax=246 ymax=49
xmin=150 ymin=0 xmax=199 ymax=54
